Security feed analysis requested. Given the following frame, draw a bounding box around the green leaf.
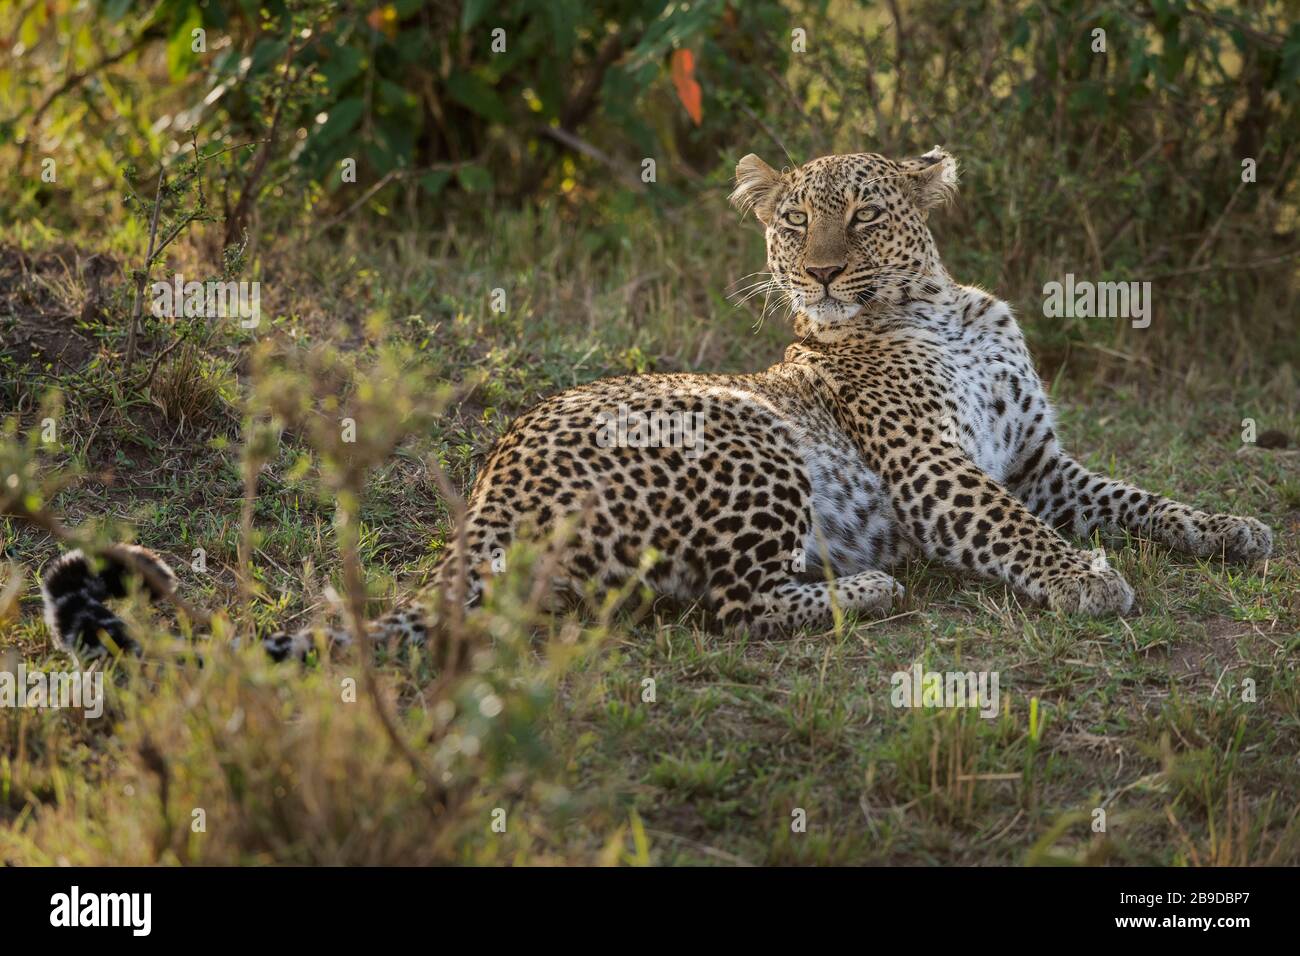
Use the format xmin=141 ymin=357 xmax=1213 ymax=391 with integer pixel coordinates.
xmin=420 ymin=170 xmax=453 ymax=196
xmin=374 ymin=118 xmax=416 ymax=168
xmin=461 ymin=0 xmax=496 ymax=32
xmin=545 ymin=0 xmax=578 ymax=58
xmin=377 ymin=78 xmax=417 ymax=112
xmin=456 ymin=165 xmax=493 ymax=192
xmin=446 ymin=73 xmax=510 ymax=125
xmin=167 ymin=4 xmax=202 ymax=82
xmin=313 ymin=98 xmax=365 ymax=147
xmin=319 ymin=41 xmax=365 ymax=94
xmin=246 ymin=38 xmax=288 ymax=75
xmin=1010 ymin=14 xmax=1030 ymax=50
xmin=20 ymin=8 xmax=44 ymax=47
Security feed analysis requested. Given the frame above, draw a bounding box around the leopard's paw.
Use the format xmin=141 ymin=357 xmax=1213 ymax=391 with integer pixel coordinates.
xmin=838 ymin=570 xmax=905 ymax=617
xmin=1198 ymin=514 xmax=1273 ymax=563
xmin=1045 ymin=566 xmax=1134 ymax=616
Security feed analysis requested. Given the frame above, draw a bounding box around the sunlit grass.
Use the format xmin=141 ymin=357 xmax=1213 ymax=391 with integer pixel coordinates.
xmin=1 ymin=206 xmax=1297 ymax=866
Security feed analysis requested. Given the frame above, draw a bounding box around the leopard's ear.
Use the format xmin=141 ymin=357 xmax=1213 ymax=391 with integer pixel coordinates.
xmin=899 ymin=146 xmax=958 ymax=211
xmin=730 ymin=153 xmax=783 ymax=226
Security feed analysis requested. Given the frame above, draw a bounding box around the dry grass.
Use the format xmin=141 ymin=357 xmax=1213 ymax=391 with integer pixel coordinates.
xmin=1 ymin=195 xmax=1297 ymax=866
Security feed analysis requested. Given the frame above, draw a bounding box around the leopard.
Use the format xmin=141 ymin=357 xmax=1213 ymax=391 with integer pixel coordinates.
xmin=40 ymin=146 xmax=1274 ymax=662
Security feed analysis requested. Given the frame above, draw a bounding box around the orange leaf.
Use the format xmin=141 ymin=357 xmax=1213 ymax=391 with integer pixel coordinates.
xmin=671 ymin=49 xmax=703 ymax=127
xmin=367 ymin=5 xmax=399 ymax=39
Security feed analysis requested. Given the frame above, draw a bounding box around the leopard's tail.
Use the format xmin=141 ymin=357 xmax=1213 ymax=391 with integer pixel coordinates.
xmin=39 ymin=542 xmax=484 ymax=665
xmin=39 ymin=545 xmax=178 ymax=659
xmin=38 ymin=543 xmax=318 ymax=663
xmin=263 ymin=543 xmax=486 ymax=663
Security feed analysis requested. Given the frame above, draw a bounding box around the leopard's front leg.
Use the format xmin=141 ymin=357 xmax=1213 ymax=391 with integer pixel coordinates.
xmin=878 ymin=442 xmax=1134 ymax=615
xmin=1008 ymin=433 xmax=1273 ymax=562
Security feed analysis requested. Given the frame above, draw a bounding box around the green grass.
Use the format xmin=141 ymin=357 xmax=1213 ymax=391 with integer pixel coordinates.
xmin=1 ymin=207 xmax=1297 ymax=866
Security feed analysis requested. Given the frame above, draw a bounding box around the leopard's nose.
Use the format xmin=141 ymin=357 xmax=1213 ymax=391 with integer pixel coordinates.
xmin=805 ymin=264 xmax=846 ymax=287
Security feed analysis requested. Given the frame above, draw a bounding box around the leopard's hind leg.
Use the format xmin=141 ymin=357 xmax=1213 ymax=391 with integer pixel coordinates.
xmin=1009 ymin=433 xmax=1273 ymax=562
xmin=724 ymin=569 xmax=904 ymax=638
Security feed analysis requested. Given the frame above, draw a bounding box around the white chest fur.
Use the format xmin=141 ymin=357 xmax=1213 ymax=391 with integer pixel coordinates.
xmin=793 ymin=289 xmax=1049 ymax=576
xmin=937 ymin=294 xmax=1047 ymax=484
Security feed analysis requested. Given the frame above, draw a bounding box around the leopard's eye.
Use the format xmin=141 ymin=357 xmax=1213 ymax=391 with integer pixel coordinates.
xmin=853 ymin=206 xmax=885 ymax=226
xmin=782 ymin=210 xmax=807 ymax=227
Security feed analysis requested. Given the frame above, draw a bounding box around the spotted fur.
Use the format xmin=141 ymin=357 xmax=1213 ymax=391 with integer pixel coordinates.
xmin=40 ymin=148 xmax=1274 ymax=660
xmin=40 ymin=545 xmax=177 ymax=658
xmin=360 ymin=147 xmax=1270 ymax=648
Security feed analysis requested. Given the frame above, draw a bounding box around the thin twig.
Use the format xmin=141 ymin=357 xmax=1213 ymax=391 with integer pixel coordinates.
xmin=538 ymin=126 xmax=645 ymax=192
xmin=18 ymin=27 xmax=161 ymax=132
xmin=1188 ymin=178 xmax=1247 ymax=269
xmin=125 ymin=167 xmax=165 ymax=367
xmin=319 ymin=160 xmax=478 ymax=229
xmin=141 ymin=334 xmax=187 ymax=389
xmin=336 ymin=497 xmax=446 ymax=821
xmin=224 ymin=39 xmax=310 ymax=248
xmin=1151 ymin=248 xmax=1300 ymax=279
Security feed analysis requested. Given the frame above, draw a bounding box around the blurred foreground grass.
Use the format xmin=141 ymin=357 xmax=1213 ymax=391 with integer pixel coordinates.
xmin=1 ymin=198 xmax=1297 ymax=865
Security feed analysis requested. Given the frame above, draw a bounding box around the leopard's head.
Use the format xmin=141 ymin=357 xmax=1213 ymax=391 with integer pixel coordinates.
xmin=730 ymin=148 xmax=958 ymax=341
